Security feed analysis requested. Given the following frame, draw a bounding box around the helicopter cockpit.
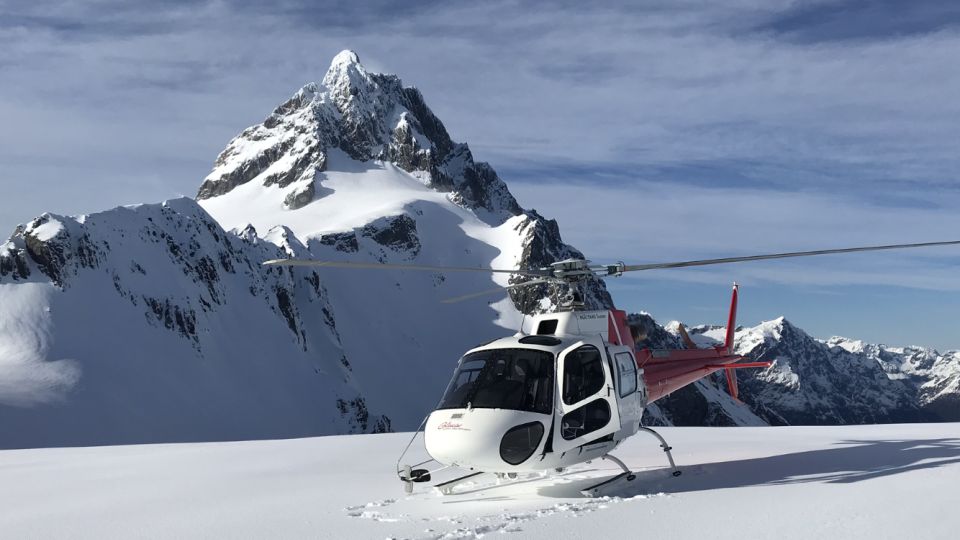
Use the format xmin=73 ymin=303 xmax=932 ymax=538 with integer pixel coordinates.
xmin=438 ymin=348 xmax=555 ymax=414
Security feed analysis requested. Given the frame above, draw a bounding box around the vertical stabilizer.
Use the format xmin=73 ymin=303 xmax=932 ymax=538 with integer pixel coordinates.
xmin=724 ymin=283 xmax=739 ymax=355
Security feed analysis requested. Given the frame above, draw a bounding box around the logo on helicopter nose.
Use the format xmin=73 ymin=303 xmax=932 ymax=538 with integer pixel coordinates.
xmin=438 ymin=421 xmax=471 ymax=431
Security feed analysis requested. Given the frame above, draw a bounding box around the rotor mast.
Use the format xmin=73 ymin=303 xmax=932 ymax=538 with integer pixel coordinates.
xmin=540 ymin=259 xmax=623 ymax=311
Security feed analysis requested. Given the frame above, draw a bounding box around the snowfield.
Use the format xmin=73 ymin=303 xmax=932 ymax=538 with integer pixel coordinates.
xmin=2 ymin=423 xmax=958 ymax=539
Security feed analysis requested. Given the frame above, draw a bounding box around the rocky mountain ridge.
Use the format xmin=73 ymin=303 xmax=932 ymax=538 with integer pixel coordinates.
xmin=669 ymin=317 xmax=959 ymax=426
xmin=825 ymin=335 xmax=960 ymax=421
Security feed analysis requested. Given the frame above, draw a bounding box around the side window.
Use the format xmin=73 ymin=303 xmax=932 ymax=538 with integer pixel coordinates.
xmin=562 ymin=345 xmax=605 ymax=405
xmin=560 ymin=398 xmax=611 ymax=440
xmin=615 ymin=352 xmax=637 ymax=397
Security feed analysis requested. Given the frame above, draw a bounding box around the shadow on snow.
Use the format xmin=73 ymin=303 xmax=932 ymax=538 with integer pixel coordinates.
xmin=537 ymin=437 xmax=960 ymax=498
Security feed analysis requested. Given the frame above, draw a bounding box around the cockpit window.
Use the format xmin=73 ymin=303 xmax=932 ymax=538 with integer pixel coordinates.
xmin=438 ymin=349 xmax=554 ymax=414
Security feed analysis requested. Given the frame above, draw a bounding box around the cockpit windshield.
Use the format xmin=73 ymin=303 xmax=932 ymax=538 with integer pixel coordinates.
xmin=438 ymin=348 xmax=554 ymax=414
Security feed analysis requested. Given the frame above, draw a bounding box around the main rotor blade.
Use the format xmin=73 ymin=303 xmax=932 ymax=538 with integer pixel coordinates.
xmin=441 ymin=279 xmax=557 ymax=304
xmin=621 ymin=240 xmax=960 ymax=272
xmin=263 ymin=259 xmax=547 ymax=278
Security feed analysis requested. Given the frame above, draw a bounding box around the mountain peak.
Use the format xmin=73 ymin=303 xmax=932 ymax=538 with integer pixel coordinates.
xmin=196 ymin=50 xmax=522 ymax=218
xmin=768 ymin=315 xmax=800 ymax=334
xmin=330 ymin=49 xmax=361 ymax=67
xmin=322 ymin=49 xmax=371 ymax=96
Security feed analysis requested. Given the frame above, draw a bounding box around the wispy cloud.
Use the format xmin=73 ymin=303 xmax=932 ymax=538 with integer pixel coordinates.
xmin=752 ymin=0 xmax=960 ymax=43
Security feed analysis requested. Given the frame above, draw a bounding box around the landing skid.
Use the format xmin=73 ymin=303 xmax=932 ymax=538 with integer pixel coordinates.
xmin=580 ymin=426 xmax=682 ymax=497
xmin=398 ymin=422 xmax=682 ymax=497
xmin=434 ymin=471 xmax=486 ymax=495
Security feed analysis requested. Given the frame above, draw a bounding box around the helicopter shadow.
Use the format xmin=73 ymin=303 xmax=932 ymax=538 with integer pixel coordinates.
xmin=537 ymin=437 xmax=960 ymax=499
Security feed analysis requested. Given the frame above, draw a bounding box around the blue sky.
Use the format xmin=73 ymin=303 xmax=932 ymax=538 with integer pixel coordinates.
xmin=1 ymin=0 xmax=958 ymax=349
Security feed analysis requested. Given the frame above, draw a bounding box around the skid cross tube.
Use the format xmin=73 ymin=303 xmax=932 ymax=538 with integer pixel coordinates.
xmin=602 ymin=454 xmax=635 ymax=480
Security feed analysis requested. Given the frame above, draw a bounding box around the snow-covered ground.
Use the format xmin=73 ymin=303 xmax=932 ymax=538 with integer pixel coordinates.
xmin=3 ymin=423 xmax=958 ymax=539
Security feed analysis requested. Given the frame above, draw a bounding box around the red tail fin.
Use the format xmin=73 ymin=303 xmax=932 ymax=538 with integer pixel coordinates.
xmin=724 ymin=283 xmax=738 ymax=355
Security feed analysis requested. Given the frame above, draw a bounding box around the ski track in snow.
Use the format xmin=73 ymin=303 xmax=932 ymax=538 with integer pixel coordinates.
xmin=344 ymin=491 xmax=669 ymax=540
xmin=421 ymin=495 xmax=670 ymax=540
xmin=338 ymin=465 xmax=678 ymax=539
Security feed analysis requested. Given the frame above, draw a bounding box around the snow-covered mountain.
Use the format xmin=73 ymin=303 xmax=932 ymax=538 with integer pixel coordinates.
xmin=1 ymin=50 xmax=957 ymax=448
xmin=0 ymin=199 xmax=392 ymax=448
xmin=826 ymin=336 xmax=960 ymax=421
xmin=0 ymin=51 xmax=609 ymax=449
xmin=677 ymin=317 xmax=959 ymax=426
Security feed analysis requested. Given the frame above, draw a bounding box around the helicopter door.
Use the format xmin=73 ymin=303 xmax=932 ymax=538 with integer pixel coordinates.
xmin=553 ymin=343 xmax=621 ymax=452
xmin=613 ymin=351 xmax=643 ymax=430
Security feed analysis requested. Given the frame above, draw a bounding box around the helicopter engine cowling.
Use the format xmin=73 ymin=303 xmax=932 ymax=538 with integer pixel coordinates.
xmin=424 ymin=409 xmax=551 ymax=472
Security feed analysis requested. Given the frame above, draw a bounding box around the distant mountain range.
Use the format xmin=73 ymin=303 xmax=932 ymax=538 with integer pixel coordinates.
xmin=1 ymin=51 xmax=956 ymax=448
xmin=645 ymin=317 xmax=959 ymax=427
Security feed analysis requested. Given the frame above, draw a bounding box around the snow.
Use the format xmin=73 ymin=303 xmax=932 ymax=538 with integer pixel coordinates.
xmin=28 ymin=217 xmax=64 ymax=241
xmin=200 ymin=149 xmax=445 ymax=239
xmin=829 ymin=336 xmax=867 ymax=354
xmin=331 ymin=49 xmax=361 ymax=66
xmin=2 ymin=423 xmax=958 ymax=539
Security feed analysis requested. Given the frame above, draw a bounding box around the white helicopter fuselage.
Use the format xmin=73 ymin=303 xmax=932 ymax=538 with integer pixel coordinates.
xmin=424 ymin=311 xmax=647 ymax=473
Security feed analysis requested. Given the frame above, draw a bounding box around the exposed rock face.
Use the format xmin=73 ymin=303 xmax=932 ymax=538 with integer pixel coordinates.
xmin=283 ymin=180 xmax=316 ymax=210
xmin=360 ymin=215 xmax=421 ymax=259
xmin=0 ymin=230 xmax=31 ymax=279
xmin=318 ymin=232 xmax=359 ymax=253
xmin=509 ymin=211 xmax=613 ymax=313
xmin=2 ymin=214 xmax=100 ymax=287
xmin=826 ymin=337 xmax=960 ymax=421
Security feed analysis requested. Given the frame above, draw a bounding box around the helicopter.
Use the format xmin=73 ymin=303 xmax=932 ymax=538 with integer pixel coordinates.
xmin=265 ymin=239 xmax=960 ymax=497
